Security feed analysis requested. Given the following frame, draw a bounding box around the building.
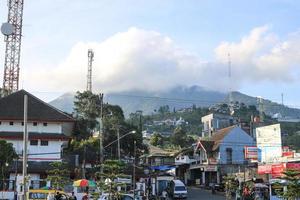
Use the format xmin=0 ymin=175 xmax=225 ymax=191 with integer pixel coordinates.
xmin=141 ymin=145 xmax=176 ymax=167
xmin=201 ymin=113 xmax=236 ymax=137
xmin=0 ymin=90 xmax=74 ymax=198
xmin=181 ymin=126 xmax=255 ymax=186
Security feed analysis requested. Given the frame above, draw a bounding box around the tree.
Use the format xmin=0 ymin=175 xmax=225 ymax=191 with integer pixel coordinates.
xmin=281 ymin=169 xmax=300 ymax=200
xmin=170 ymin=127 xmax=194 ymax=148
xmin=0 ymin=140 xmax=18 ymax=191
xmin=0 ymin=140 xmax=18 ymax=179
xmin=95 ymin=160 xmax=129 ymax=200
xmin=73 ymin=91 xmax=101 ymax=139
xmin=158 ymin=105 xmax=170 ymax=116
xmin=222 ymin=175 xmax=239 ymax=200
xmin=150 ymin=133 xmax=164 ymax=146
xmin=47 ymin=162 xmax=70 ymax=190
xmin=71 ymin=91 xmax=146 ymax=165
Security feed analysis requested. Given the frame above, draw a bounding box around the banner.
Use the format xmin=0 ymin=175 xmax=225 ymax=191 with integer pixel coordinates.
xmin=286 ymin=163 xmax=300 ymax=171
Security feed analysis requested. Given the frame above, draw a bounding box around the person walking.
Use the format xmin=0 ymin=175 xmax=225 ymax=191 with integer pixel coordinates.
xmin=81 ymin=192 xmax=88 ymax=200
xmin=70 ymin=192 xmax=77 ymax=200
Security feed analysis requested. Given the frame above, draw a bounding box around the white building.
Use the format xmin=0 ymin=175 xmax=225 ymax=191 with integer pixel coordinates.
xmin=201 ymin=113 xmax=236 ymax=137
xmin=0 ymin=90 xmax=74 ymax=198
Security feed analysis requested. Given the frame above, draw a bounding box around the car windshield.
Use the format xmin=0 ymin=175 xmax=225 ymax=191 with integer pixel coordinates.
xmin=175 ymin=186 xmax=186 ymax=191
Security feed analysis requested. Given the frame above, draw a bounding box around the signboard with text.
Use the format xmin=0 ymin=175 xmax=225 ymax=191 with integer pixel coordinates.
xmin=256 ymin=124 xmax=282 ymax=163
xmin=245 ymin=146 xmax=258 ymax=160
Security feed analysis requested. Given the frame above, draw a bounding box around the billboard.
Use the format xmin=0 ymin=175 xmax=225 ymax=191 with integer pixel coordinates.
xmin=256 ymin=124 xmax=282 ymax=163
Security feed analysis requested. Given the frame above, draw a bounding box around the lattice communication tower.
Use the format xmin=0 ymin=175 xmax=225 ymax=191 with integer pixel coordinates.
xmin=87 ymin=49 xmax=94 ymax=92
xmin=1 ymin=0 xmax=25 ymax=94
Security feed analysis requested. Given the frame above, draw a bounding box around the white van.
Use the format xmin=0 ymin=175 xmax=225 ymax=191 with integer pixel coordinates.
xmin=167 ymin=180 xmax=187 ymax=199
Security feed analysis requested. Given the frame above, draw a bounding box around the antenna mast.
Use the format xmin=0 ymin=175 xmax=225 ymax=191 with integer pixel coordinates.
xmin=1 ymin=0 xmax=25 ymax=95
xmin=87 ymin=49 xmax=94 ymax=92
xmin=228 ymin=53 xmax=234 ymax=115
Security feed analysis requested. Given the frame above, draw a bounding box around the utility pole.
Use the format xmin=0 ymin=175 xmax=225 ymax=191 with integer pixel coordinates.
xmin=22 ymin=94 xmax=28 ymax=200
xmin=99 ymin=93 xmax=104 ymax=165
xmin=133 ymin=140 xmax=136 ymax=200
xmin=228 ymin=53 xmax=234 ymax=116
xmin=117 ymin=127 xmax=120 ymax=161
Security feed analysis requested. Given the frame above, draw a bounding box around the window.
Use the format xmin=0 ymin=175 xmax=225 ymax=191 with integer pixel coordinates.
xmin=40 ymin=140 xmax=48 ymax=146
xmin=33 ymin=122 xmax=38 ymax=126
xmin=30 ymin=140 xmax=38 ymax=146
xmin=9 ymin=121 xmax=14 ymax=125
xmin=43 ymin=123 xmax=48 ymax=126
xmin=226 ymin=148 xmax=233 ymax=164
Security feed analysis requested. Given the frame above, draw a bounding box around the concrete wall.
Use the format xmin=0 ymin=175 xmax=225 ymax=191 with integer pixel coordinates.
xmin=7 ymin=139 xmax=64 ymax=160
xmin=0 ymin=120 xmax=62 ymax=133
xmin=219 ymin=127 xmax=255 ymax=164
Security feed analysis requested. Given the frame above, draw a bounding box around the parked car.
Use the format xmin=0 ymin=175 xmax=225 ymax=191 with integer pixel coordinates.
xmin=166 ymin=180 xmax=188 ymax=199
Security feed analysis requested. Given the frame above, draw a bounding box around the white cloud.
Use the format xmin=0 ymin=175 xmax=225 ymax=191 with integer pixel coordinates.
xmin=214 ymin=25 xmax=300 ymax=82
xmin=23 ymin=26 xmax=300 ymax=93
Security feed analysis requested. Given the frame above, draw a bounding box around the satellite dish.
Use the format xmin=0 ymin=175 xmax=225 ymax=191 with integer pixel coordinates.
xmin=1 ymin=23 xmax=15 ymax=36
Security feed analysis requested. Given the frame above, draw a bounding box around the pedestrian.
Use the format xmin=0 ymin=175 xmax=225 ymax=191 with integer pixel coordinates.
xmin=55 ymin=192 xmax=62 ymax=200
xmin=211 ymin=183 xmax=216 ymax=194
xmin=70 ymin=192 xmax=77 ymax=200
xmin=47 ymin=193 xmax=54 ymax=200
xmin=81 ymin=192 xmax=88 ymax=200
xmin=162 ymin=190 xmax=167 ymax=200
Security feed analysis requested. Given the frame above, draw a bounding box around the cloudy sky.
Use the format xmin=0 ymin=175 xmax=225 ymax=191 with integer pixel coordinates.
xmin=0 ymin=0 xmax=300 ymax=107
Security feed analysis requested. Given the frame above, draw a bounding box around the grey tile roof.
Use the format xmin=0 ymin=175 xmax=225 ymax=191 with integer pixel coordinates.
xmin=0 ymin=90 xmax=74 ymax=122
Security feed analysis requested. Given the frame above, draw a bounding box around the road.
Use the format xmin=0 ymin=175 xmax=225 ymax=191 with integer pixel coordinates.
xmin=187 ymin=187 xmax=225 ymax=200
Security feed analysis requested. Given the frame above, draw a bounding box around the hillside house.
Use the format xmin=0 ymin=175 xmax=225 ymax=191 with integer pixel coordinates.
xmin=180 ymin=126 xmax=255 ymax=186
xmin=0 ymin=90 xmax=74 ymax=198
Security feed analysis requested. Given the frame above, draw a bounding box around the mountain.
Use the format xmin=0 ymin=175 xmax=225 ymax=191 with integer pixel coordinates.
xmin=49 ymin=86 xmax=226 ymax=116
xmin=228 ymin=91 xmax=300 ymax=118
xmin=48 ymin=86 xmax=300 ymax=118
xmin=49 ymin=92 xmax=75 ymax=114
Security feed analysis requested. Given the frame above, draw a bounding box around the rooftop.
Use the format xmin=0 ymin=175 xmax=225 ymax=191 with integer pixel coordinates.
xmin=0 ymin=90 xmax=74 ymax=122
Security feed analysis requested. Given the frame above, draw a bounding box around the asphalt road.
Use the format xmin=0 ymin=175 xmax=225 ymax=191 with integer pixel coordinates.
xmin=186 ymin=187 xmax=225 ymax=200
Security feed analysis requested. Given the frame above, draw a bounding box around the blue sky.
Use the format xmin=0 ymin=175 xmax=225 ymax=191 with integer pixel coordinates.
xmin=0 ymin=0 xmax=299 ymax=107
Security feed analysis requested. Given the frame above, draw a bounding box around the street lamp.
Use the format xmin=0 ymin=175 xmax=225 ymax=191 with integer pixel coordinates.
xmin=103 ymin=130 xmax=136 ymax=160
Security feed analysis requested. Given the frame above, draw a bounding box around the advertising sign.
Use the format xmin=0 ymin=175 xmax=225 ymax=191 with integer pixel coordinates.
xmin=258 ymin=165 xmax=272 ymax=174
xmin=256 ymin=124 xmax=282 ymax=163
xmin=286 ymin=163 xmax=300 ymax=171
xmin=258 ymin=163 xmax=285 ymax=177
xmin=271 ymin=163 xmax=285 ymax=177
xmin=244 ymin=146 xmax=258 ymax=160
